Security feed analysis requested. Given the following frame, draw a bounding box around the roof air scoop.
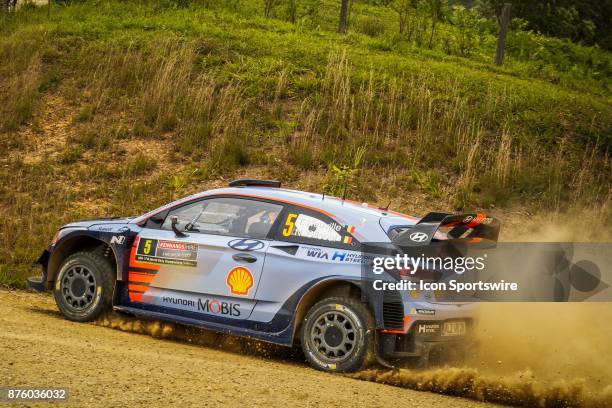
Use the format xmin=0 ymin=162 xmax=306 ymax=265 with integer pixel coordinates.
xmin=229 ymin=179 xmax=281 ymax=188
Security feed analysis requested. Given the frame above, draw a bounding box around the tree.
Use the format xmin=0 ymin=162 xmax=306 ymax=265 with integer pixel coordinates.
xmin=494 ymin=3 xmax=511 ymax=65
xmin=426 ymin=0 xmax=444 ymax=49
xmin=477 ymin=0 xmax=611 ymax=50
xmin=451 ymin=5 xmax=483 ymax=56
xmin=286 ymin=0 xmax=297 ymax=23
xmin=264 ymin=0 xmax=278 ymax=18
xmin=338 ymin=0 xmax=349 ymax=33
xmin=391 ymin=0 xmax=413 ymax=34
xmin=2 ymin=0 xmax=17 ymax=13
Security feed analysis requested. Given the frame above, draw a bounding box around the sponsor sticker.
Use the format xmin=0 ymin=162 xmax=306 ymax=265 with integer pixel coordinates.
xmin=110 ymin=235 xmax=125 ymax=245
xmin=135 ymin=238 xmax=198 ymax=267
xmin=282 ymin=213 xmax=353 ymax=244
xmin=160 ymin=296 xmax=241 ymax=317
xmin=463 ymin=213 xmax=493 ymax=226
xmin=227 ymin=266 xmax=254 ymax=296
xmin=228 ymin=238 xmax=265 ymax=251
xmin=417 ymin=323 xmax=440 ymax=334
xmin=302 ymin=246 xmax=366 ymax=263
xmin=199 ymin=298 xmax=241 ymax=317
xmin=409 ymin=232 xmax=429 ymax=242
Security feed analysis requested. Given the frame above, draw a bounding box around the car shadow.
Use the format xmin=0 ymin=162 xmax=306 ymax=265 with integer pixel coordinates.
xmin=27 ymin=305 xmax=63 ymax=318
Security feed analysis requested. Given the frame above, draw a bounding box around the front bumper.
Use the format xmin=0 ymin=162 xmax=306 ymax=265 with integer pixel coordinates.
xmin=27 ymin=250 xmax=50 ymax=292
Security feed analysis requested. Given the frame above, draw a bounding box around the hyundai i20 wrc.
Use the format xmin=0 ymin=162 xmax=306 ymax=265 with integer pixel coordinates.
xmin=28 ymin=179 xmax=499 ymax=372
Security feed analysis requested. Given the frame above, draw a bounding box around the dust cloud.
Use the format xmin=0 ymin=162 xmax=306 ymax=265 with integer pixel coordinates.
xmin=349 ymin=302 xmax=612 ymax=407
xmin=351 ymin=213 xmax=612 ymax=407
xmin=94 ymin=312 xmax=293 ymax=359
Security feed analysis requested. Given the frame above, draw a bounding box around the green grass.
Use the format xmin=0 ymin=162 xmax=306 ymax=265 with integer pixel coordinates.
xmin=0 ymin=0 xmax=610 ymax=287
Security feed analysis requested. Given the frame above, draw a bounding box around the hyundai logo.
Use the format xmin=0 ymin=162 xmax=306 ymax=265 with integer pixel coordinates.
xmin=409 ymin=232 xmax=429 ymax=243
xmin=228 ymin=239 xmax=265 ymax=251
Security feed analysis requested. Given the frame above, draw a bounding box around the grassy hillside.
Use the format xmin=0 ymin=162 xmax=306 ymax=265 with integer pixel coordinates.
xmin=0 ymin=0 xmax=610 ymax=286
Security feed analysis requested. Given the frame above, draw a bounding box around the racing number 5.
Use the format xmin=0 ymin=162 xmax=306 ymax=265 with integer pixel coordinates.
xmin=282 ymin=213 xmax=297 ymax=237
xmin=143 ymin=239 xmax=152 ymax=255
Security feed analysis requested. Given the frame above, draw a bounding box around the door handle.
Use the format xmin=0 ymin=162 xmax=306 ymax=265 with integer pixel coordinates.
xmin=232 ymin=253 xmax=257 ymax=263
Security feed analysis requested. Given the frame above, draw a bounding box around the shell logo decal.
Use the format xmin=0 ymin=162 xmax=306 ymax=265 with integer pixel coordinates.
xmin=227 ymin=266 xmax=254 ymax=296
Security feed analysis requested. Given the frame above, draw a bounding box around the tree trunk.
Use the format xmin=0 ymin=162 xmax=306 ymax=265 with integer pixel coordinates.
xmin=398 ymin=8 xmax=408 ymax=34
xmin=338 ymin=0 xmax=349 ymax=34
xmin=427 ymin=1 xmax=438 ymax=49
xmin=288 ymin=0 xmax=296 ymax=23
xmin=428 ymin=18 xmax=436 ymax=48
xmin=495 ymin=3 xmax=512 ymax=66
xmin=264 ymin=0 xmax=274 ymax=17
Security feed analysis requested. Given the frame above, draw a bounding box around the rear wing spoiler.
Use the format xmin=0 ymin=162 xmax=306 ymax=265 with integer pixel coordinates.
xmin=393 ymin=212 xmax=500 ymax=247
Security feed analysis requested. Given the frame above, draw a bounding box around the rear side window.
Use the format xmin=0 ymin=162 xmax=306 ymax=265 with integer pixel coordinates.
xmin=276 ymin=207 xmax=357 ymax=249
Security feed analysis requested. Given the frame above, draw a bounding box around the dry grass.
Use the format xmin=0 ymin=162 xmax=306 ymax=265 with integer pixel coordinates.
xmin=0 ymin=7 xmax=610 ymax=286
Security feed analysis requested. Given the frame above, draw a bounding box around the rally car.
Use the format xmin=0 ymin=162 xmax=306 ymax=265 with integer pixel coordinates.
xmin=28 ymin=179 xmax=499 ymax=372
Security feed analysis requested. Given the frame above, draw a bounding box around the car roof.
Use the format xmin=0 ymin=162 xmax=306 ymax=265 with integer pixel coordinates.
xmin=132 ymin=186 xmax=419 ymax=230
xmin=202 ymin=187 xmax=418 ymax=220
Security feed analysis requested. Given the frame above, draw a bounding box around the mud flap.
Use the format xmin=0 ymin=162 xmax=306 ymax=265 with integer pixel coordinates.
xmin=375 ymin=331 xmax=396 ymax=369
xmin=414 ymin=343 xmax=432 ymax=368
xmin=27 ymin=250 xmax=50 ymax=292
xmin=27 ymin=276 xmax=46 ymax=292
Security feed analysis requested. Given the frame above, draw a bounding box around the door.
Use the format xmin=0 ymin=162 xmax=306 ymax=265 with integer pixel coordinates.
xmin=128 ymin=197 xmax=284 ymax=322
xmin=249 ymin=206 xmax=361 ymax=324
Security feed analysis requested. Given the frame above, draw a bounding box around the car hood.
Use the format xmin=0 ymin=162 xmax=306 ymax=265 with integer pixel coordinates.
xmin=60 ymin=217 xmax=135 ymax=230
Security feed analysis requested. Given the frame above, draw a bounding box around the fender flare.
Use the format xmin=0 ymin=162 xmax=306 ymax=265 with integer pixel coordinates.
xmin=44 ymin=228 xmax=133 ymax=289
xmin=289 ymin=276 xmax=382 ymax=343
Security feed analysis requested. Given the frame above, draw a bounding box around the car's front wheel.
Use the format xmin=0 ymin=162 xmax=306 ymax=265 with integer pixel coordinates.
xmin=301 ymin=297 xmax=375 ymax=373
xmin=53 ymin=251 xmax=114 ymax=322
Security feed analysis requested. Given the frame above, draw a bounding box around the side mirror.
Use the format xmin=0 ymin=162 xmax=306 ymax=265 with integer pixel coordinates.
xmin=170 ymin=215 xmax=187 ymax=238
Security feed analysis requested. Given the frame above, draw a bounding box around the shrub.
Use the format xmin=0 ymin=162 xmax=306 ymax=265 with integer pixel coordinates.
xmin=125 ymin=153 xmax=157 ymax=176
xmin=356 ymin=16 xmax=386 ymax=37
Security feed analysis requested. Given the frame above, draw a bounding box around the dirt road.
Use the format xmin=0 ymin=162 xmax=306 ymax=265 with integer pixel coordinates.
xmin=0 ymin=289 xmax=493 ymax=408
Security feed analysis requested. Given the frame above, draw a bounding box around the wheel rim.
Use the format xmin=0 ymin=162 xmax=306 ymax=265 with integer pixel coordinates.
xmin=310 ymin=310 xmax=357 ymax=362
xmin=60 ymin=265 xmax=97 ymax=311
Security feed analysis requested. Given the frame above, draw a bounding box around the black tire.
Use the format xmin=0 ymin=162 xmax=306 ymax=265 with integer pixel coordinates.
xmin=53 ymin=251 xmax=114 ymax=322
xmin=301 ymin=297 xmax=375 ymax=373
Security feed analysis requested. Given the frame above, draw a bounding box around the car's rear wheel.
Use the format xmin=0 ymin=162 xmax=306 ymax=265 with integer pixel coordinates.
xmin=301 ymin=297 xmax=375 ymax=373
xmin=53 ymin=251 xmax=114 ymax=322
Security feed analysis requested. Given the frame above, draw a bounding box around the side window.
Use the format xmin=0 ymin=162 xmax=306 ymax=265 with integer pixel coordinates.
xmin=161 ymin=197 xmax=283 ymax=239
xmin=276 ymin=208 xmax=357 ymax=249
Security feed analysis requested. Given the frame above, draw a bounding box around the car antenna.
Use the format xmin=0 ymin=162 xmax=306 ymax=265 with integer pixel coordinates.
xmin=379 ymin=200 xmax=391 ymax=211
xmin=322 ymin=192 xmax=325 ymax=201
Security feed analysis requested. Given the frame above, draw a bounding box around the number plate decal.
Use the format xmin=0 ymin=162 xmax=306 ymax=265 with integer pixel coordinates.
xmin=442 ymin=321 xmax=466 ymax=336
